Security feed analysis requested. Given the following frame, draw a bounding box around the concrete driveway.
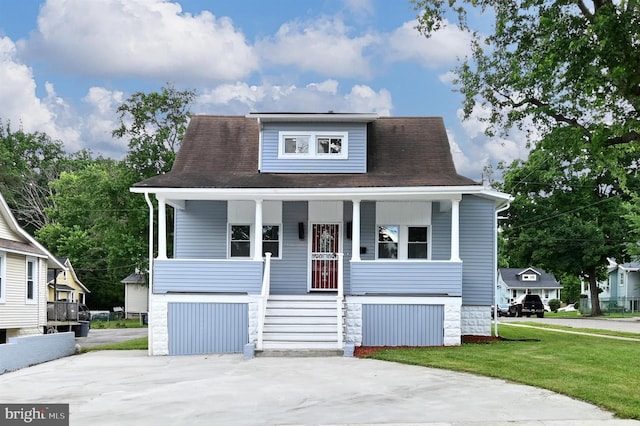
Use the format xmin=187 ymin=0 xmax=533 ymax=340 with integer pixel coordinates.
xmin=1 ymin=350 xmax=638 ymax=426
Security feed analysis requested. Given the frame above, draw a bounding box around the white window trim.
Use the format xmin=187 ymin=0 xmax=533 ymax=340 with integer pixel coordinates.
xmin=25 ymin=257 xmax=37 ymax=304
xmin=375 ymin=225 xmax=431 ymax=260
xmin=0 ymin=252 xmax=5 ymax=303
xmin=521 ymin=274 xmax=537 ymax=281
xmin=278 ymin=131 xmax=348 ymax=159
xmin=228 ymin=224 xmax=283 ymax=259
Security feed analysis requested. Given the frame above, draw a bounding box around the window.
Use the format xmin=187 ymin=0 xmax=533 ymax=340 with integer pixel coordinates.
xmin=230 ymin=225 xmax=251 ymax=257
xmin=279 ymin=131 xmax=347 ymax=159
xmin=521 ymin=274 xmax=537 ymax=281
xmin=378 ymin=226 xmax=398 ymax=259
xmin=262 ymin=225 xmax=280 ymax=258
xmin=230 ymin=225 xmax=281 ymax=258
xmin=408 ymin=227 xmax=428 ymax=259
xmin=26 ymin=258 xmax=36 ymax=303
xmin=377 ymin=225 xmax=429 ymax=260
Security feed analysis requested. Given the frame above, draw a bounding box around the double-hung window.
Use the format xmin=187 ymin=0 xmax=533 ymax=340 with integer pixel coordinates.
xmin=279 ymin=131 xmax=347 ymax=159
xmin=230 ymin=225 xmax=281 ymax=258
xmin=377 ymin=225 xmax=429 ymax=260
xmin=26 ymin=258 xmax=37 ymax=303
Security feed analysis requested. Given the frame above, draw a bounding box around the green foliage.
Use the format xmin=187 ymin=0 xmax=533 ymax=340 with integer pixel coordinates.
xmin=548 ymin=298 xmax=561 ymax=312
xmin=499 ymin=127 xmax=635 ymax=315
xmin=412 ymin=1 xmax=640 ymax=150
xmin=557 ymin=273 xmax=582 ymax=305
xmin=81 ymin=337 xmax=148 ymax=352
xmin=113 ymin=84 xmax=195 ymax=179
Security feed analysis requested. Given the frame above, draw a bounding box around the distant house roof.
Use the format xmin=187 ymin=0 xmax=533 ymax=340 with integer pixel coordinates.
xmin=121 ymin=272 xmax=146 ymax=285
xmin=47 ymin=257 xmax=90 ymax=293
xmin=133 ymin=115 xmax=479 ymax=189
xmin=498 ymin=267 xmax=562 ymax=289
xmin=48 ymin=284 xmax=74 ymax=291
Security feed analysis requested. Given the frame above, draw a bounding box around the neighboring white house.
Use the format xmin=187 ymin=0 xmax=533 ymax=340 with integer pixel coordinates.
xmin=0 ymin=191 xmax=66 ymax=343
xmin=121 ymin=271 xmax=148 ymax=319
xmin=497 ymin=267 xmax=562 ymax=306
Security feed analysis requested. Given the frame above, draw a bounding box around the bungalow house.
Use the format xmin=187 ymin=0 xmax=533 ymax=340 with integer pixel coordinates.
xmin=131 ymin=113 xmax=511 ymax=356
xmin=48 ymin=257 xmax=90 ymax=304
xmin=582 ymin=258 xmax=640 ymax=312
xmin=0 ymin=191 xmax=66 ymax=343
xmin=121 ymin=270 xmax=149 ymax=319
xmin=497 ymin=267 xmax=561 ymax=306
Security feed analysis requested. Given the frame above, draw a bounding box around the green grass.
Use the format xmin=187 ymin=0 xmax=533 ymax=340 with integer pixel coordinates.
xmin=81 ymin=337 xmax=148 ymax=353
xmin=91 ymin=319 xmax=148 ymax=329
xmin=366 ymin=325 xmax=640 ymax=419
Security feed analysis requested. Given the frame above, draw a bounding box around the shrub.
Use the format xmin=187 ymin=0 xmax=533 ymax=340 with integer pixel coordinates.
xmin=549 ymin=299 xmax=561 ymax=312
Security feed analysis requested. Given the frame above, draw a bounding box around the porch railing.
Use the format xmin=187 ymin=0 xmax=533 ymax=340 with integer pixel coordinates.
xmin=336 ymin=253 xmax=344 ymax=348
xmin=257 ymin=252 xmax=272 ymax=350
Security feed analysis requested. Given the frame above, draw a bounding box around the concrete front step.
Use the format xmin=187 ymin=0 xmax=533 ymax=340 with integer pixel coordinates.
xmin=261 ymin=341 xmax=342 ymax=350
xmin=255 ymin=349 xmax=344 ymax=357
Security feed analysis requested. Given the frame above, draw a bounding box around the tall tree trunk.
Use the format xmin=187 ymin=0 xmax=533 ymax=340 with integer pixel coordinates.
xmin=588 ymin=267 xmax=603 ymax=316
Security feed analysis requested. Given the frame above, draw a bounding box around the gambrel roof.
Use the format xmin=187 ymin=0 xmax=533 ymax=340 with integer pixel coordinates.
xmin=498 ymin=267 xmax=562 ymax=289
xmin=133 ymin=115 xmax=479 ymax=189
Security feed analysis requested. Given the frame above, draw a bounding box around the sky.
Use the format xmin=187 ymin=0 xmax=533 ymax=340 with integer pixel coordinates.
xmin=0 ymin=0 xmax=531 ymax=181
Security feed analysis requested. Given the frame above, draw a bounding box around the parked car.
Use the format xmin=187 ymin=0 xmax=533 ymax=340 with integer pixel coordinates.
xmin=508 ymin=294 xmax=545 ymax=318
xmin=557 ymin=303 xmax=576 ymax=312
xmin=491 ymin=304 xmax=510 ymax=318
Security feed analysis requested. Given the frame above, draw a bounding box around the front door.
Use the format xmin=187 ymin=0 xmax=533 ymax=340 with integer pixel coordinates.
xmin=310 ymin=224 xmax=340 ymax=290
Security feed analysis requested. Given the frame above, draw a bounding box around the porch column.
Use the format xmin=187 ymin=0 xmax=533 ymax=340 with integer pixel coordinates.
xmin=351 ymin=200 xmax=361 ymax=261
xmin=451 ymin=198 xmax=461 ymax=262
xmin=253 ymin=199 xmax=263 ymax=261
xmin=157 ymin=197 xmax=167 ymax=260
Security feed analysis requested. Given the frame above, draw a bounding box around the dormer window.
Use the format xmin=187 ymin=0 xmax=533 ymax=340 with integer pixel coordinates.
xmin=521 ymin=274 xmax=537 ymax=281
xmin=279 ymin=131 xmax=347 ymax=159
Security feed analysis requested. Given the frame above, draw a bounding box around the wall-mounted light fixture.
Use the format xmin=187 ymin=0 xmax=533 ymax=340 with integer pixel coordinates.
xmin=298 ymin=222 xmax=305 ymax=240
xmin=346 ymin=221 xmax=352 ymax=239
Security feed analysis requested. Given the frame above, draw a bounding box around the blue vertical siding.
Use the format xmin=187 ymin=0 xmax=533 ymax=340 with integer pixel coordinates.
xmin=460 ymin=195 xmax=496 ymax=305
xmin=168 ymin=302 xmax=248 ymax=354
xmin=261 ymin=122 xmax=367 ymax=173
xmin=174 ymin=200 xmax=227 ymax=259
xmin=270 ymin=201 xmax=308 ymax=294
xmin=362 ymin=304 xmax=444 ymax=346
xmin=431 ymin=202 xmax=451 ymax=261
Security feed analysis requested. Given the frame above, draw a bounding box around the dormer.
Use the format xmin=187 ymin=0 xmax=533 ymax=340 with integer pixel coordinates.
xmin=247 ymin=112 xmax=378 ymax=174
xmin=517 ymin=267 xmax=541 ymax=282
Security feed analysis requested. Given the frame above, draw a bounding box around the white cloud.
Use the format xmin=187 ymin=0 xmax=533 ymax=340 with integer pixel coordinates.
xmin=386 ymin=20 xmax=472 ymax=69
xmin=0 ymin=36 xmax=81 ymax=147
xmin=195 ymin=80 xmax=392 ymax=116
xmin=21 ymin=0 xmax=258 ymax=82
xmin=256 ymin=17 xmax=378 ymax=78
xmin=78 ymin=87 xmax=127 ymax=157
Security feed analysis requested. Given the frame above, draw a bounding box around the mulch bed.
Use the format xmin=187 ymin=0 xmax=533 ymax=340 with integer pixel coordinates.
xmin=354 ymin=335 xmax=502 ymax=357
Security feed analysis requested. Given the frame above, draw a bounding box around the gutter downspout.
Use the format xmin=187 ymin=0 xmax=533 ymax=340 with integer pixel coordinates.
xmin=494 ymin=201 xmax=511 ymax=338
xmin=144 ymin=192 xmax=154 ymax=356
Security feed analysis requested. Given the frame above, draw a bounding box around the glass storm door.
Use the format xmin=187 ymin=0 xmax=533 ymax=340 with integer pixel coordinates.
xmin=311 ymin=224 xmax=339 ymax=290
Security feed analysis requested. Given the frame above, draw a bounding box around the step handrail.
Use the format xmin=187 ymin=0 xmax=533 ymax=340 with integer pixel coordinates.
xmin=257 ymin=252 xmax=272 ymax=350
xmin=336 ymin=253 xmax=344 ymax=348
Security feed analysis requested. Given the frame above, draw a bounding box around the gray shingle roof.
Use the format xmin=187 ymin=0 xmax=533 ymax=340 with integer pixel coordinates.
xmin=498 ymin=267 xmax=562 ymax=289
xmin=133 ymin=115 xmax=479 ymax=189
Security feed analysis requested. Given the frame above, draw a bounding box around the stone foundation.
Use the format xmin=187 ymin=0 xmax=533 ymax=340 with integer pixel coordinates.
xmin=461 ymin=305 xmax=491 ymax=336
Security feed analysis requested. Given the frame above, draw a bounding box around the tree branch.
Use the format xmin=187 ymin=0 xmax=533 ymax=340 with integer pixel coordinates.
xmin=575 ymin=0 xmax=594 ymax=21
xmin=604 ymin=130 xmax=640 ymax=146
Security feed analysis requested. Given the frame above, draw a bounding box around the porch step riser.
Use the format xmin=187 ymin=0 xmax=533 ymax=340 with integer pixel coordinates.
xmin=268 ymin=295 xmax=337 ymax=301
xmin=266 ymin=301 xmax=337 ymax=309
xmin=266 ymin=308 xmax=337 ymax=317
xmin=261 ymin=342 xmax=342 ymax=350
xmin=264 ymin=316 xmax=337 ymax=325
xmin=264 ymin=325 xmax=338 ymax=333
xmin=263 ymin=333 xmax=338 ymax=342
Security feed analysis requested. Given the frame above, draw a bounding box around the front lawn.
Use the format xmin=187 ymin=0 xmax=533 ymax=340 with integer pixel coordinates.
xmin=365 ymin=325 xmax=640 ymax=419
xmin=81 ymin=337 xmax=148 ymax=353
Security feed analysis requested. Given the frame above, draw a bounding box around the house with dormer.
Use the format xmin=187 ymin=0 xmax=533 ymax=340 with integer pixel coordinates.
xmin=497 ymin=267 xmax=561 ymax=306
xmin=131 ymin=113 xmax=511 ymax=356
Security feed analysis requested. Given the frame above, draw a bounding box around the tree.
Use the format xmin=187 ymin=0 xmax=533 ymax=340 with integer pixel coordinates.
xmin=37 ymin=160 xmax=149 ymax=310
xmin=0 ymin=121 xmax=70 ymax=232
xmin=499 ymin=127 xmax=634 ymax=316
xmin=412 ymin=1 xmax=640 ymax=149
xmin=112 ymin=84 xmax=195 ymax=178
